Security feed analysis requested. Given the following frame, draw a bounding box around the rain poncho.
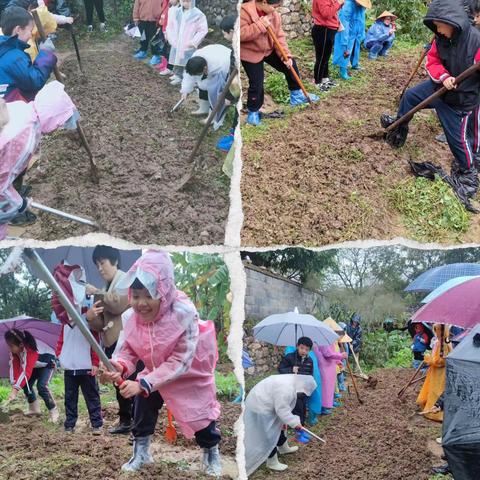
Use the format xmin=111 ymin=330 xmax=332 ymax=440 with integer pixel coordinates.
xmin=364 ymin=19 xmax=395 ymax=48
xmin=314 ymin=344 xmax=344 ymax=408
xmin=0 ymin=81 xmax=78 ymax=239
xmin=244 ymin=374 xmax=317 ymax=476
xmin=180 ymin=44 xmax=231 ymax=122
xmin=285 ymin=346 xmax=322 ymax=416
xmin=166 ymin=0 xmax=208 ymax=67
xmin=333 ymin=0 xmax=366 ymax=68
xmin=417 ymin=324 xmax=452 ymax=421
xmin=113 ymin=250 xmax=220 ymax=439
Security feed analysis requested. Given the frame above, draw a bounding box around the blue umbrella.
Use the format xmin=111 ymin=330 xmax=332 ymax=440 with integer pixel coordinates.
xmin=405 ymin=263 xmax=480 ymax=293
xmin=421 ymin=276 xmax=480 ymax=304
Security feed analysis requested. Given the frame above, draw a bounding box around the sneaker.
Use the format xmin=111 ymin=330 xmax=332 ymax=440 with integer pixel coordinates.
xmin=158 ymin=67 xmax=173 ymax=76
xmin=65 ymin=427 xmax=75 ymax=434
xmin=99 ymin=22 xmax=107 ymax=33
xmin=435 ymin=133 xmax=447 ymax=143
xmin=87 ymin=25 xmax=93 ymax=33
xmin=133 ymin=50 xmax=148 ymax=60
xmin=108 ymin=423 xmax=132 ymax=435
xmin=149 ymin=55 xmax=162 ymax=66
xmin=9 ymin=210 xmax=37 ymax=227
xmin=92 ymin=427 xmax=103 ymax=436
xmin=352 ymin=65 xmax=363 ymax=70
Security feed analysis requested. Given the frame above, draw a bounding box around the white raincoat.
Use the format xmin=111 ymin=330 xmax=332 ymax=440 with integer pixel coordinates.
xmin=244 ymin=374 xmax=317 ymax=475
xmin=166 ymin=0 xmax=208 ymax=67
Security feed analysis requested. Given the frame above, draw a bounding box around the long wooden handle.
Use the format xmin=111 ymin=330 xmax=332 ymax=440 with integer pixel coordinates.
xmin=387 ymin=61 xmax=480 ymax=132
xmin=31 ymin=10 xmax=63 ymax=83
xmin=265 ymin=25 xmax=311 ymax=104
xmin=346 ymin=358 xmax=363 ymax=404
xmin=397 ymin=361 xmax=424 ymax=397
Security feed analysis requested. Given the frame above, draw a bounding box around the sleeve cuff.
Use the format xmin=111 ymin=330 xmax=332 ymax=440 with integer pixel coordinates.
xmin=439 ymin=73 xmax=450 ymax=81
xmin=139 ymin=378 xmax=152 ymax=396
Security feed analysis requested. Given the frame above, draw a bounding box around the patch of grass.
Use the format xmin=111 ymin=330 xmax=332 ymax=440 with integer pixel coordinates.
xmin=215 ymin=371 xmax=240 ymax=400
xmin=429 ymin=475 xmax=453 ymax=480
xmin=264 ymin=71 xmax=292 ymax=104
xmin=344 ymin=147 xmax=364 ymax=163
xmin=389 ymin=176 xmax=470 ymax=242
xmin=342 ymin=191 xmax=375 ymax=239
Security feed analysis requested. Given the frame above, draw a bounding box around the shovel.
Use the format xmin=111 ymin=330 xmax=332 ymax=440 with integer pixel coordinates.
xmin=30 ymin=200 xmax=98 ymax=228
xmin=301 ymin=426 xmax=326 ymax=444
xmin=168 ymin=98 xmax=185 ymax=117
xmin=66 ymin=23 xmax=83 ymax=74
xmin=165 ymin=409 xmax=177 ymax=444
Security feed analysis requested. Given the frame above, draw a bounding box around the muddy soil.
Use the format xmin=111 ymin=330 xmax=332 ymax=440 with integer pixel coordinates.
xmin=23 ymin=38 xmax=228 ymax=245
xmin=251 ymin=368 xmax=443 ymax=480
xmin=0 ymin=400 xmax=240 ymax=480
xmin=241 ymin=47 xmax=468 ymax=246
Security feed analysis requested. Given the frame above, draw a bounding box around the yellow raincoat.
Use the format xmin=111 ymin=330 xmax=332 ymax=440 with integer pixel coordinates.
xmin=26 ymin=6 xmax=58 ymax=61
xmin=417 ymin=324 xmax=452 ymax=422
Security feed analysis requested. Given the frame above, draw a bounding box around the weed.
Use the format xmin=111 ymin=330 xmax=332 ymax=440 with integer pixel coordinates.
xmin=389 ymin=176 xmax=470 ymax=242
xmin=215 ymin=371 xmax=240 ymax=399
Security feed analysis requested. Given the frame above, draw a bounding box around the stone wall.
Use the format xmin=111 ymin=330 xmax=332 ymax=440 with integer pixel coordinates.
xmin=198 ymin=0 xmax=239 ymax=27
xmin=244 ymin=335 xmax=282 ymax=375
xmin=279 ymin=0 xmax=313 ymax=39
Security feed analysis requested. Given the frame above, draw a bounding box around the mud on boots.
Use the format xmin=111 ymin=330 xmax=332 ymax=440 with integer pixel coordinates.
xmin=121 ymin=436 xmax=154 ymax=472
xmin=202 ymin=445 xmax=222 ymax=477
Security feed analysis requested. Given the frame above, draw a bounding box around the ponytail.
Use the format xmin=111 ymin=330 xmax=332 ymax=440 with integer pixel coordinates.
xmin=4 ymin=328 xmax=38 ymax=352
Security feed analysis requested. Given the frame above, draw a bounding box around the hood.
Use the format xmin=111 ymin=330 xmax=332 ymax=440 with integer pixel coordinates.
xmin=0 ymin=35 xmax=29 ymax=59
xmin=294 ymin=374 xmax=317 ymax=396
xmin=424 ymin=0 xmax=470 ymax=37
xmin=351 ymin=313 xmax=361 ymax=325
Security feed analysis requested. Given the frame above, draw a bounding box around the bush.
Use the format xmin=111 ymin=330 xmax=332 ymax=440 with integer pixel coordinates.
xmin=360 ymin=330 xmax=412 ymax=370
xmin=215 ymin=372 xmax=240 ymax=399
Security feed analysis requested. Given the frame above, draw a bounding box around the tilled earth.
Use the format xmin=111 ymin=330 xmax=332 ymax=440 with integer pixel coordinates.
xmin=23 ymin=38 xmax=229 ymax=245
xmin=251 ymin=368 xmax=443 ymax=480
xmin=0 ymin=399 xmax=240 ymax=480
xmin=241 ymin=47 xmax=471 ymax=246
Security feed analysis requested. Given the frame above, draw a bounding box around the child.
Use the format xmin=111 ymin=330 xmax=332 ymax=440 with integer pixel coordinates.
xmin=278 ymin=336 xmax=313 ymax=440
xmin=53 ymin=261 xmax=104 ymax=434
xmin=332 ymin=0 xmax=369 ymax=79
xmin=132 ymin=0 xmax=163 ymax=62
xmin=382 ymin=0 xmax=480 ymax=202
xmin=0 ymin=81 xmax=79 ymax=236
xmin=82 ymin=0 xmax=106 ymax=33
xmin=411 ymin=323 xmax=429 ymax=369
xmin=311 ymin=0 xmax=344 ymax=91
xmin=364 ymin=11 xmax=396 ymax=60
xmin=157 ymin=0 xmax=179 ymax=75
xmin=4 ymin=328 xmax=59 ymax=421
xmin=244 ymin=374 xmax=316 ymax=474
xmin=180 ymin=43 xmax=231 ymax=126
xmin=0 ymin=6 xmax=57 ymax=101
xmin=240 ymin=0 xmax=318 ymax=126
xmin=417 ymin=324 xmax=452 ymax=422
xmin=166 ymin=0 xmax=207 ymax=86
xmin=102 ymin=250 xmax=222 ymax=476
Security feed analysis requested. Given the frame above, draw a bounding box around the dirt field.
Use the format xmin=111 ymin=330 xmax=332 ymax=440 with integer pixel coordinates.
xmin=251 ymin=368 xmax=444 ymax=480
xmin=0 ymin=399 xmax=240 ymax=480
xmin=21 ymin=36 xmax=229 ymax=245
xmin=241 ymin=44 xmax=480 ymax=246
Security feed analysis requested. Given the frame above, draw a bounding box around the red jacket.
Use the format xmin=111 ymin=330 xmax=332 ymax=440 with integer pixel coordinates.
xmin=9 ymin=347 xmax=39 ymax=391
xmin=312 ymin=0 xmax=342 ymax=30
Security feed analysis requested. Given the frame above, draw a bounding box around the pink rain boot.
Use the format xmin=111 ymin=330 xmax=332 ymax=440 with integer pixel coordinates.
xmin=155 ymin=57 xmax=168 ymax=73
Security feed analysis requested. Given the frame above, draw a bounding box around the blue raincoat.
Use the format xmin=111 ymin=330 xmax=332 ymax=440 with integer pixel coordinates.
xmin=332 ymin=0 xmax=366 ymax=68
xmin=285 ymin=346 xmax=322 ymax=415
xmin=364 ymin=19 xmax=395 ymax=56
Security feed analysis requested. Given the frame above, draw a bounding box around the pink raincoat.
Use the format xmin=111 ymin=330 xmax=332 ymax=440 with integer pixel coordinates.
xmin=314 ymin=344 xmax=344 ymax=408
xmin=113 ymin=250 xmax=221 ymax=439
xmin=0 ymin=81 xmax=77 ymax=239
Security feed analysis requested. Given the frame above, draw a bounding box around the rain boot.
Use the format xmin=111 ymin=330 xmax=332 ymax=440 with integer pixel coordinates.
xmin=26 ymin=399 xmax=41 ymax=416
xmin=49 ymin=406 xmax=59 ymax=423
xmin=266 ymin=453 xmax=288 ymax=472
xmin=155 ymin=57 xmax=168 ymax=72
xmin=339 ymin=67 xmax=351 ymax=80
xmin=205 ymin=445 xmax=222 ymax=477
xmin=191 ymin=100 xmax=210 ymax=116
xmin=277 ymin=441 xmax=298 ymax=455
xmin=290 ymin=89 xmax=319 ymax=106
xmin=333 ymin=401 xmax=341 ymax=407
xmin=308 ymin=410 xmax=318 ymax=426
xmin=246 ymin=110 xmax=261 ymax=126
xmin=121 ymin=436 xmax=154 ymax=472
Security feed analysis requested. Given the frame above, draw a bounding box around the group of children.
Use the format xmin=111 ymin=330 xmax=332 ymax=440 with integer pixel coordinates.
xmin=244 ymin=316 xmax=361 ymax=475
xmin=4 ymin=248 xmax=223 ymax=477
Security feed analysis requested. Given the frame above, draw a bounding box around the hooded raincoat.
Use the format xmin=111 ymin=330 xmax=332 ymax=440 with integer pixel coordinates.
xmin=166 ymin=0 xmax=208 ymax=68
xmin=314 ymin=343 xmax=344 ymax=408
xmin=333 ymin=0 xmax=366 ymax=68
xmin=244 ymin=374 xmax=317 ymax=476
xmin=417 ymin=324 xmax=452 ymax=421
xmin=113 ymin=250 xmax=220 ymax=439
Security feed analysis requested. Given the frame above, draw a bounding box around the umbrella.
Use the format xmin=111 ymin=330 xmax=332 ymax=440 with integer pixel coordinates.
xmin=405 ymin=263 xmax=480 ymax=293
xmin=26 ymin=246 xmax=141 ymax=288
xmin=411 ymin=277 xmax=480 ymax=329
xmin=0 ymin=316 xmax=61 ymax=378
xmin=253 ymin=308 xmax=339 ymax=347
xmin=421 ymin=276 xmax=480 ymax=303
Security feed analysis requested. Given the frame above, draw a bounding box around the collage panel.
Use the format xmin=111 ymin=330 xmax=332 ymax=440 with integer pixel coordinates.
xmin=240 ymin=0 xmax=480 ymax=247
xmin=1 ymin=0 xmax=239 ymax=244
xmin=240 ymin=246 xmax=480 ymax=479
xmin=0 ymin=245 xmax=240 ymax=479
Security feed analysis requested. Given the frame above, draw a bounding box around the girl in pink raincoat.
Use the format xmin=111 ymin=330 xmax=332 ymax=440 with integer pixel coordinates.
xmin=314 ymin=343 xmax=347 ymax=414
xmin=165 ymin=0 xmax=207 ymax=85
xmin=0 ymin=80 xmax=78 ymax=238
xmin=103 ymin=250 xmax=222 ymax=477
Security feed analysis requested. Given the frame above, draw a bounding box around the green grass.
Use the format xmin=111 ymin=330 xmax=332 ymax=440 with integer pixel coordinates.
xmin=215 ymin=371 xmax=240 ymax=399
xmin=429 ymin=475 xmax=453 ymax=480
xmin=389 ymin=176 xmax=470 ymax=242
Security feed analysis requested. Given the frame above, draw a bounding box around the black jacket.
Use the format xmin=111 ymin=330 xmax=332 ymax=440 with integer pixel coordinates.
xmin=278 ymin=351 xmax=313 ymax=376
xmin=424 ymin=0 xmax=480 ymax=111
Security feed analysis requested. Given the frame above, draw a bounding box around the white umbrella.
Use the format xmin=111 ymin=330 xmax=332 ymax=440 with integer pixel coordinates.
xmin=253 ymin=307 xmax=339 ymax=347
